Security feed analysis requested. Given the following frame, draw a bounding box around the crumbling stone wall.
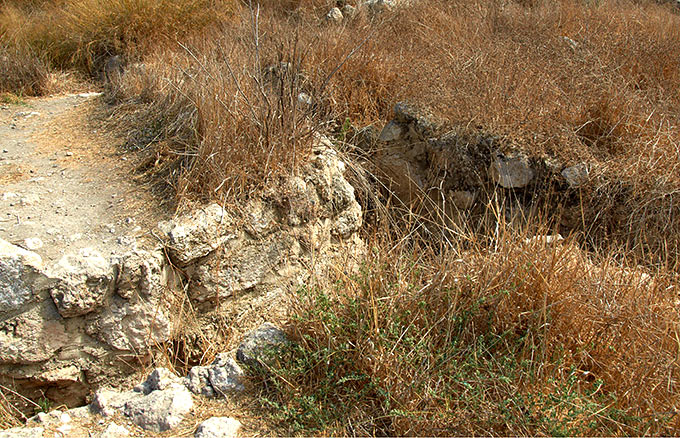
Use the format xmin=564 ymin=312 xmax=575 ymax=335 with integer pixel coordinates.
xmin=0 ymin=139 xmax=363 ymax=409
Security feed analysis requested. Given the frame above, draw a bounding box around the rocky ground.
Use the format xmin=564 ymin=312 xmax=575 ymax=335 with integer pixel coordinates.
xmin=0 ymin=322 xmax=288 ymax=437
xmin=0 ymin=93 xmax=366 ymax=436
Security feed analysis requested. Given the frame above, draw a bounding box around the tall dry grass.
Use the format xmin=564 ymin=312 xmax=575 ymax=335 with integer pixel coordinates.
xmin=1 ymin=0 xmax=679 ymax=433
xmin=102 ymin=0 xmax=680 ymax=262
xmin=0 ymin=43 xmax=49 ymax=95
xmin=256 ymin=213 xmax=680 ymax=436
xmin=109 ymin=19 xmax=319 ymax=205
xmin=0 ymin=0 xmax=237 ymax=75
xmin=295 ymin=0 xmax=680 ymax=264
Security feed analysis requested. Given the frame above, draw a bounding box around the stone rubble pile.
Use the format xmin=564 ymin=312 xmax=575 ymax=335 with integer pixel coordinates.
xmin=2 ymin=323 xmax=286 ymax=436
xmin=366 ymin=101 xmax=595 ymax=223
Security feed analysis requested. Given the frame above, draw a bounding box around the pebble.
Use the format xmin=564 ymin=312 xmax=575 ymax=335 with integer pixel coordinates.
xmin=15 ymin=111 xmax=41 ymax=118
xmin=298 ymin=93 xmax=312 ymax=106
xmin=2 ymin=192 xmax=19 ymax=201
xmin=20 ymin=194 xmax=40 ymax=206
xmin=24 ymin=237 xmax=44 ymax=250
xmin=326 ymin=7 xmax=343 ymax=23
xmin=379 ymin=120 xmax=404 ymax=142
xmin=117 ymin=236 xmax=135 ymax=245
xmin=77 ymin=92 xmax=104 ymax=98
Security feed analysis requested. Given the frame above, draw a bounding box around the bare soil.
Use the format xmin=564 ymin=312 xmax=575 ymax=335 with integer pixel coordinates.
xmin=0 ymin=93 xmax=169 ymax=264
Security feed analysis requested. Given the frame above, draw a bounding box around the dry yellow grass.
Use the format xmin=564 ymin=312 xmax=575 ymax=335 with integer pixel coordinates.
xmin=101 ymin=0 xmax=680 ymax=263
xmin=258 ymin=216 xmax=680 ymax=435
xmin=0 ymin=0 xmax=237 ymax=73
xmin=1 ymin=0 xmax=680 ymax=434
xmin=0 ymin=43 xmax=49 ymax=95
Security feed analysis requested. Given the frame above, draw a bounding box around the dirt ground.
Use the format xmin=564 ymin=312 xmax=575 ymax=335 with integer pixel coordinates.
xmin=0 ymin=93 xmax=169 ymax=264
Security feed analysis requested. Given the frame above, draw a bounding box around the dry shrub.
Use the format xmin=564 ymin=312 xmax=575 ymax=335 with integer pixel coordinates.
xmin=110 ymin=10 xmax=320 ymax=204
xmin=285 ymin=0 xmax=680 ymax=264
xmin=101 ymin=0 xmax=680 ymax=261
xmin=0 ymin=43 xmax=49 ymax=95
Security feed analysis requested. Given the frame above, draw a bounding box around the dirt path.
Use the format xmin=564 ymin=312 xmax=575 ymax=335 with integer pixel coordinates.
xmin=0 ymin=93 xmax=168 ymax=263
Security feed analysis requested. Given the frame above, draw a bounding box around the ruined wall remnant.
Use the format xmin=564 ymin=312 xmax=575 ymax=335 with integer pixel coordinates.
xmin=0 ymin=138 xmax=364 ymax=409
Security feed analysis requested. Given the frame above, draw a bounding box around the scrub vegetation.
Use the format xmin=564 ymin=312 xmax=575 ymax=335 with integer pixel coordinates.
xmin=1 ymin=0 xmax=679 ymax=434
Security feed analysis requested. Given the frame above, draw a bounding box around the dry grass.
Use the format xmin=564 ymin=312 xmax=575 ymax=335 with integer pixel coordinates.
xmin=256 ymin=214 xmax=680 ymax=436
xmin=100 ymin=0 xmax=680 ymax=261
xmin=0 ymin=43 xmax=49 ymax=95
xmin=0 ymin=392 xmax=21 ymax=430
xmin=1 ymin=0 xmax=680 ymax=434
xmin=292 ymin=0 xmax=680 ymax=264
xmin=108 ymin=8 xmax=330 ymax=205
xmin=0 ymin=0 xmax=237 ymax=75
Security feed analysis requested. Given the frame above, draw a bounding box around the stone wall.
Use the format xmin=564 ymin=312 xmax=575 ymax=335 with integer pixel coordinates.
xmin=0 ymin=139 xmax=363 ymax=409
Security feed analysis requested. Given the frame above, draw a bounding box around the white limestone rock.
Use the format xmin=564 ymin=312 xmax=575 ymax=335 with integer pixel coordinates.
xmin=207 ymin=354 xmax=245 ymax=396
xmin=49 ymin=248 xmax=116 ymax=317
xmin=135 ymin=368 xmax=183 ymax=394
xmin=195 ymin=417 xmax=242 ymax=438
xmin=0 ymin=302 xmax=68 ymax=363
xmin=236 ymin=323 xmax=289 ymax=368
xmin=326 ymin=7 xmax=343 ymax=23
xmin=158 ymin=204 xmax=235 ymax=265
xmin=186 ymin=354 xmax=245 ymax=398
xmin=188 ymin=239 xmax=288 ymax=303
xmin=333 ymin=200 xmax=363 ymax=238
xmin=561 ymin=163 xmax=590 ymax=188
xmin=115 ymin=248 xmax=166 ymax=299
xmin=185 ymin=366 xmax=214 ymax=398
xmin=23 ymin=237 xmax=43 ymax=250
xmin=364 ymin=0 xmax=397 ymax=13
xmin=0 ymin=238 xmax=46 ymax=313
xmin=378 ymin=120 xmax=404 ymax=142
xmin=123 ymin=383 xmax=194 ymax=432
xmin=88 ymin=297 xmax=171 ymax=352
xmin=91 ymin=389 xmax=143 ymax=418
